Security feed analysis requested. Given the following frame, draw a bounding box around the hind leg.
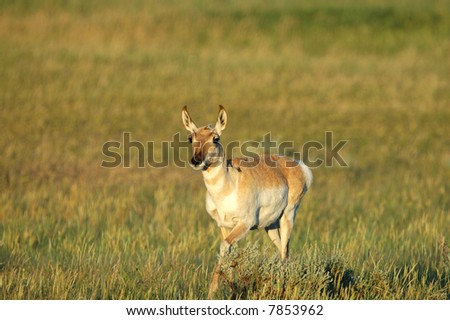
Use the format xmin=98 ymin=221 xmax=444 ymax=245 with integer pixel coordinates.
xmin=279 ymin=206 xmax=299 ymax=261
xmin=279 ymin=216 xmax=292 ymax=261
xmin=265 ymin=227 xmax=282 ymax=254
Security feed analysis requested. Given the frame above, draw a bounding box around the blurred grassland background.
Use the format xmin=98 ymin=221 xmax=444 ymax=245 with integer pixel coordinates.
xmin=0 ymin=0 xmax=449 ymax=299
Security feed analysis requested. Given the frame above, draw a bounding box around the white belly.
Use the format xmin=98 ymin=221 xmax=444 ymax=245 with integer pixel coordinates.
xmin=206 ymin=186 xmax=288 ymax=229
xmin=255 ymin=187 xmax=289 ymax=227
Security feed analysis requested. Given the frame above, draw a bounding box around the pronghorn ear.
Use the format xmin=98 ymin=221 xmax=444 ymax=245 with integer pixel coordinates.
xmin=215 ymin=105 xmax=227 ymax=135
xmin=181 ymin=106 xmax=198 ymax=133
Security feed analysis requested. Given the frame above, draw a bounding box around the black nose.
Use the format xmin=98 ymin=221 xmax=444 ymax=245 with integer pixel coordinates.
xmin=191 ymin=157 xmax=202 ymax=166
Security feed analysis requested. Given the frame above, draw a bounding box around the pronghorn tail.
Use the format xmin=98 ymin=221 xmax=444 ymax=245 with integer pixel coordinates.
xmin=299 ymin=161 xmax=313 ymax=190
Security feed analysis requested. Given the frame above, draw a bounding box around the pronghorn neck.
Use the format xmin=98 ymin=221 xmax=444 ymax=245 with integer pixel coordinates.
xmin=201 ymin=149 xmax=231 ymax=196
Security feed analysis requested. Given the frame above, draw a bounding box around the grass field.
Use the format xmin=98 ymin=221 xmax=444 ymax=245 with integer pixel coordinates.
xmin=0 ymin=0 xmax=449 ymax=299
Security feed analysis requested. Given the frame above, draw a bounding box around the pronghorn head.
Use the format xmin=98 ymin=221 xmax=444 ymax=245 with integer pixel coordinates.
xmin=182 ymin=105 xmax=227 ymax=170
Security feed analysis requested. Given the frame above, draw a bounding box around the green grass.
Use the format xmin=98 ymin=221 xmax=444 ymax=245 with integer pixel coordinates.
xmin=0 ymin=0 xmax=449 ymax=299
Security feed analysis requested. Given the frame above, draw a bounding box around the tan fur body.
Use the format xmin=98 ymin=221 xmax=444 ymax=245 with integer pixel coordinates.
xmin=204 ymin=155 xmax=311 ymax=231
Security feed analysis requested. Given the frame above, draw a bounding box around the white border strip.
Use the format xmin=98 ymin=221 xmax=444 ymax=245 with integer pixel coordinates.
xmin=1 ymin=300 xmax=449 ymax=320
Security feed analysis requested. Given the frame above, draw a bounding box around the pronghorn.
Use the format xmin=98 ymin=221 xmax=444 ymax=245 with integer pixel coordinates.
xmin=181 ymin=105 xmax=312 ymax=297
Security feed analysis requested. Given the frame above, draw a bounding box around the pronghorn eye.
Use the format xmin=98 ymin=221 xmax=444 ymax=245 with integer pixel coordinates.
xmin=188 ymin=135 xmax=193 ymax=143
xmin=213 ymin=136 xmax=220 ymax=144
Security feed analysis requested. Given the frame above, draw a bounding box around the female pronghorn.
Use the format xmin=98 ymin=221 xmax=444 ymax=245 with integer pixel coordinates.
xmin=182 ymin=106 xmax=312 ymax=296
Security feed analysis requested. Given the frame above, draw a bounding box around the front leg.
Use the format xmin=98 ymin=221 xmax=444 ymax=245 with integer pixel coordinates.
xmin=208 ymin=226 xmax=231 ymax=298
xmin=209 ymin=221 xmax=250 ymax=298
xmin=220 ymin=220 xmax=251 ymax=256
